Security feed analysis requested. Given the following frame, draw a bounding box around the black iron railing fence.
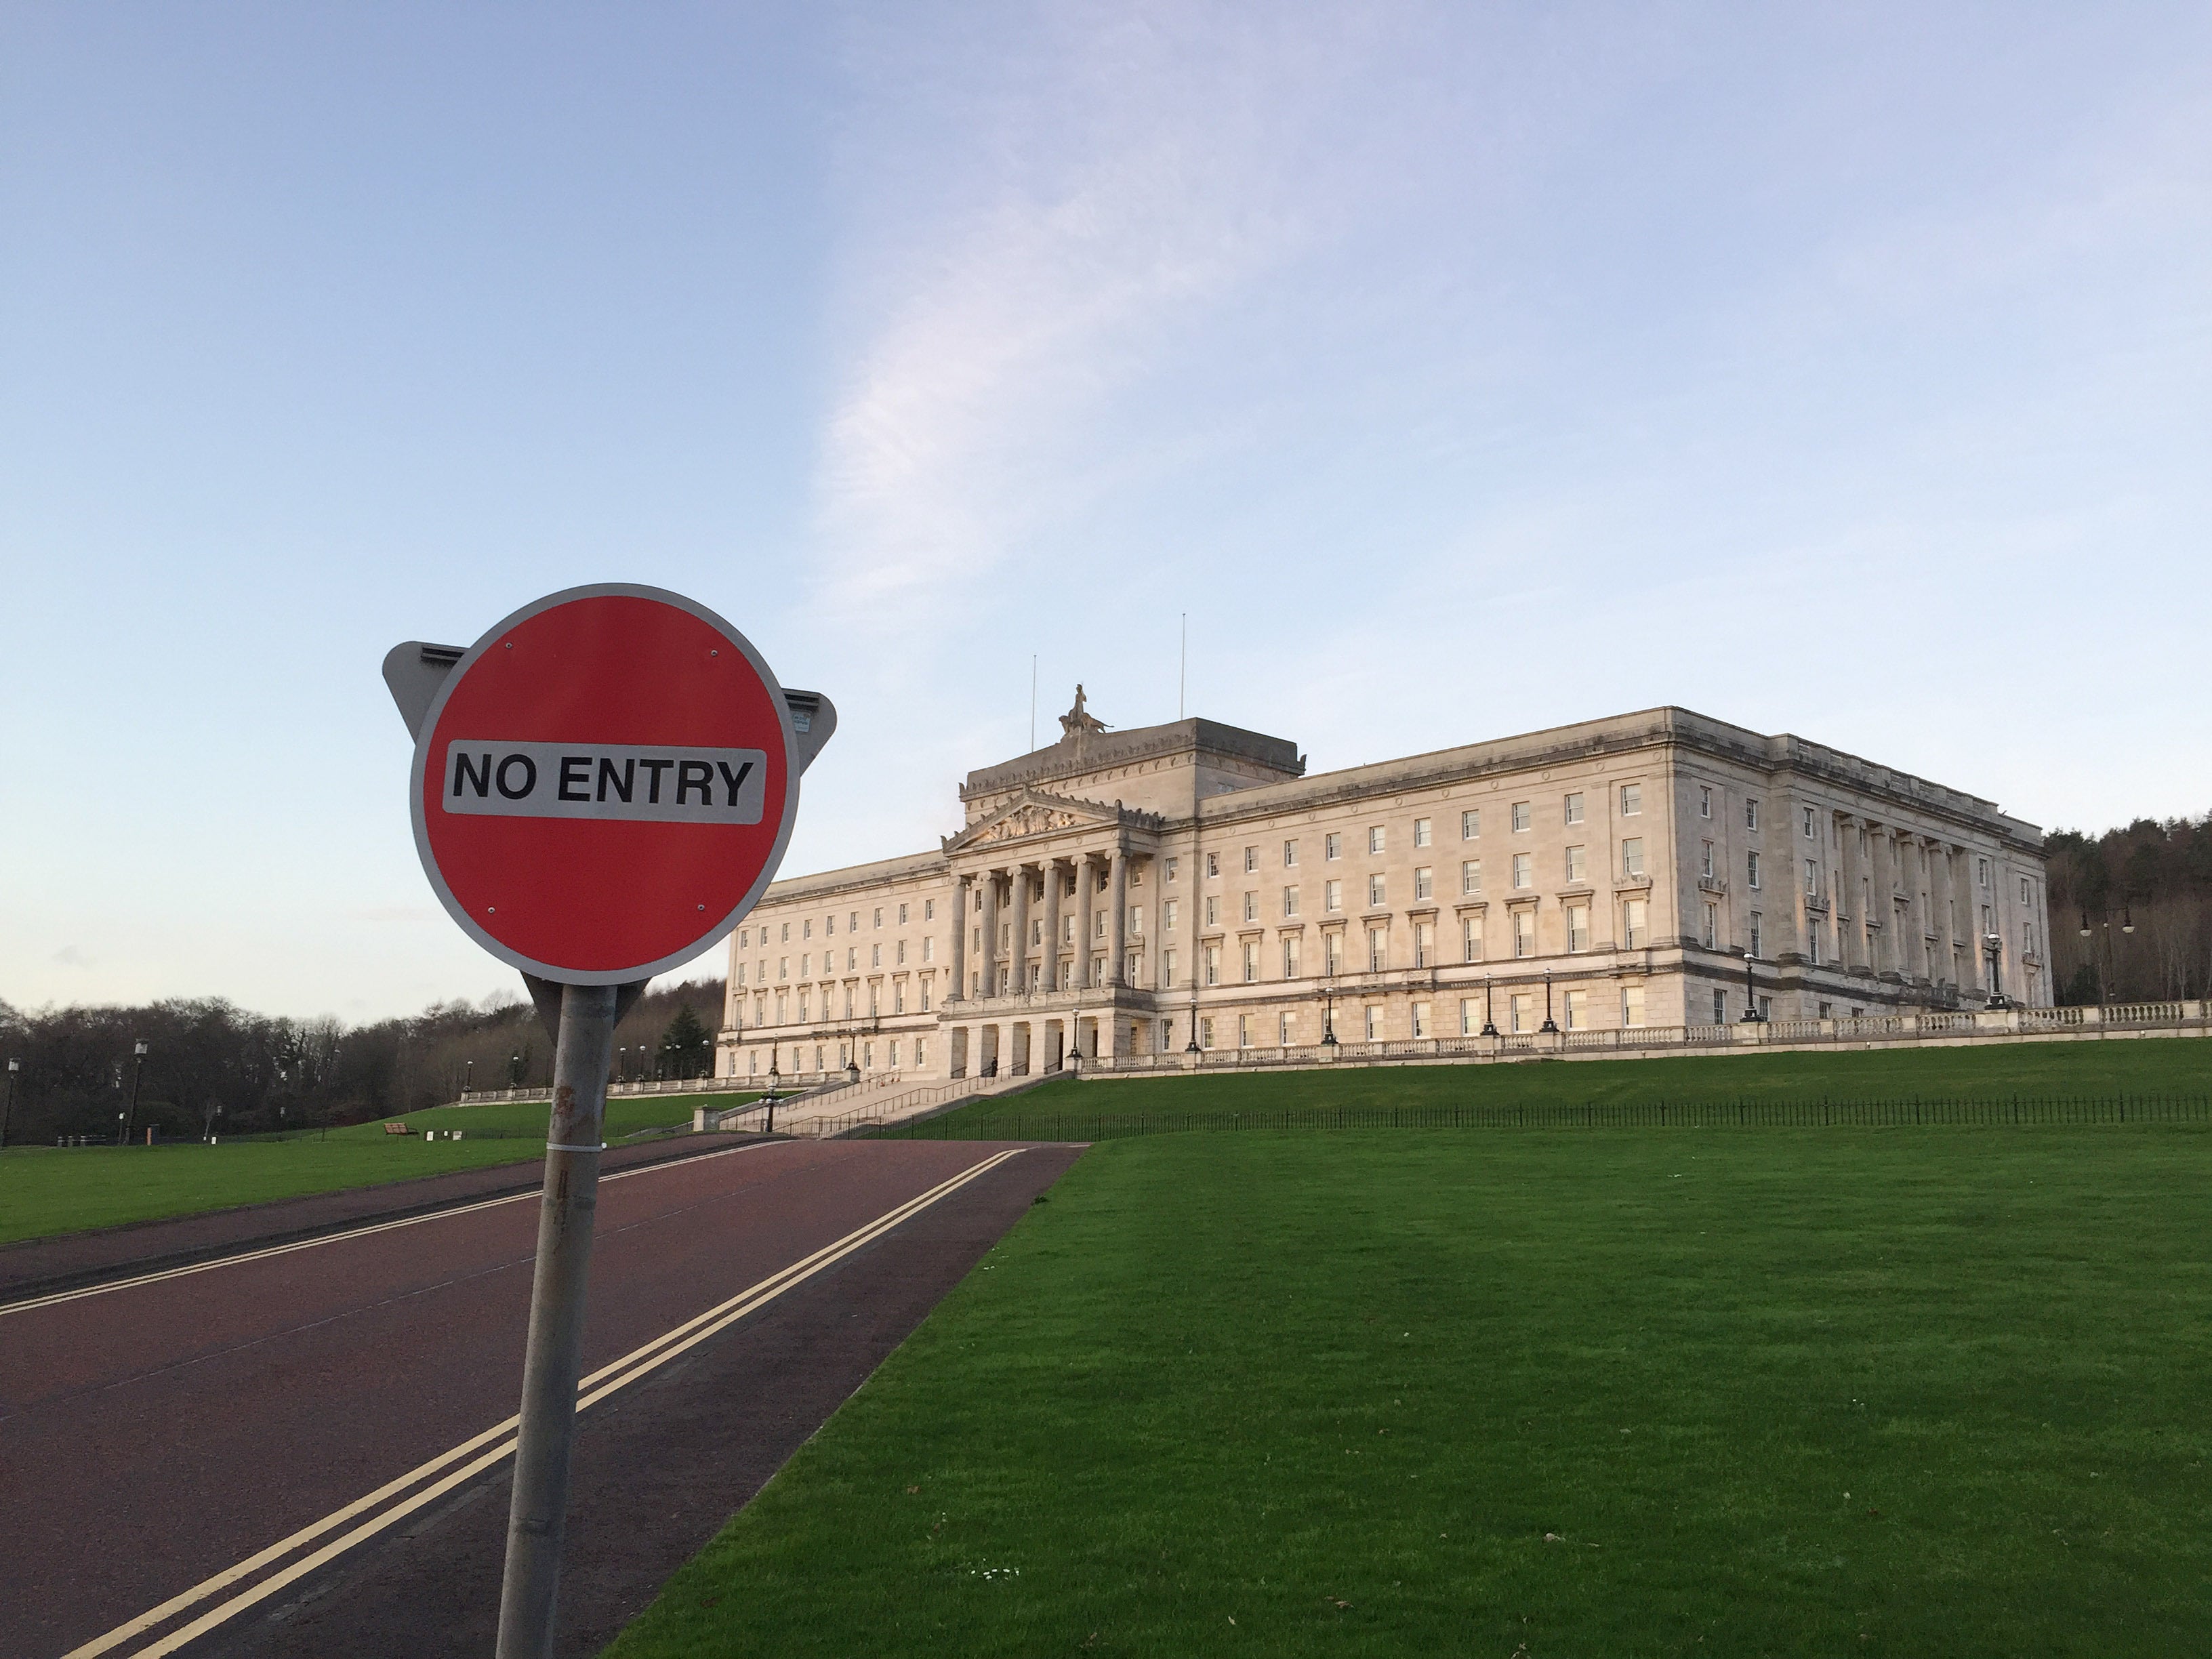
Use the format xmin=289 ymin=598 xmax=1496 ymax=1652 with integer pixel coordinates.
xmin=863 ymin=1092 xmax=2212 ymax=1143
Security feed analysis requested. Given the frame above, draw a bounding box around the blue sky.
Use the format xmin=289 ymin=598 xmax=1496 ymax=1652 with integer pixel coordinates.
xmin=5 ymin=3 xmax=2208 ymax=1021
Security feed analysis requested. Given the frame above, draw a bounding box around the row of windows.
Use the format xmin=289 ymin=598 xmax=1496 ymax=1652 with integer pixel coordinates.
xmin=1193 ymin=787 xmax=1649 ymax=878
xmin=747 ymin=974 xmax=937 ymax=1026
xmin=737 ymin=1036 xmax=925 ymax=1076
xmin=741 ymin=933 xmax=938 ymax=983
xmin=740 ymin=898 xmax=935 ymax=951
xmin=1185 ymin=983 xmax=1654 ymax=1048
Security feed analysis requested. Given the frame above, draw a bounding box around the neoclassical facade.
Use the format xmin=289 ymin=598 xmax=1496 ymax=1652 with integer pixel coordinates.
xmin=719 ymin=699 xmax=2051 ymax=1083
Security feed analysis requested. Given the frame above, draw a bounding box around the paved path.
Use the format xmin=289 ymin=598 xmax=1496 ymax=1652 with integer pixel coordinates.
xmin=0 ymin=1132 xmax=766 ymax=1303
xmin=2 ymin=1137 xmax=1080 ymax=1658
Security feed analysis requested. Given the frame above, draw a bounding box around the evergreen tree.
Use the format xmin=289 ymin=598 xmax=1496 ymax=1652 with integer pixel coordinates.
xmin=657 ymin=1004 xmax=712 ymax=1080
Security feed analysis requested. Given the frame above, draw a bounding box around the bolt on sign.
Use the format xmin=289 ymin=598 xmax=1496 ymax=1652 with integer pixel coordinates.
xmin=382 ymin=582 xmax=833 ymax=1659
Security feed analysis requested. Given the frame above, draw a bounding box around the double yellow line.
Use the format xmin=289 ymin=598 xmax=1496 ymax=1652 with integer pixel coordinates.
xmin=3 ymin=1141 xmax=771 ymax=1320
xmin=62 ymin=1147 xmax=1026 ymax=1659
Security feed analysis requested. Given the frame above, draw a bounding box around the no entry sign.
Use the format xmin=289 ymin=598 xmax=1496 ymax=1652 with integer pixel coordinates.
xmin=404 ymin=583 xmax=802 ymax=984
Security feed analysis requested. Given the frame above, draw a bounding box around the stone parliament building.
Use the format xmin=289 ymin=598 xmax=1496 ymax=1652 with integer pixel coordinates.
xmin=718 ymin=696 xmax=2052 ymax=1084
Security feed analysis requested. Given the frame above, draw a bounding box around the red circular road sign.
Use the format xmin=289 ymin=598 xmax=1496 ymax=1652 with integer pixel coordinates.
xmin=409 ymin=584 xmax=799 ymax=984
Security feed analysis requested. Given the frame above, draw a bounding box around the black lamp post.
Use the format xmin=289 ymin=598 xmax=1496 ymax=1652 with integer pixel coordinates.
xmin=1983 ymin=933 xmax=2007 ymax=1010
xmin=764 ymin=1054 xmax=780 ymax=1134
xmin=464 ymin=1059 xmax=474 ymax=1097
xmin=1738 ymin=948 xmax=1764 ymax=1021
xmin=2 ymin=1057 xmax=18 ymax=1149
xmin=510 ymin=1050 xmax=523 ymax=1088
xmin=1320 ymin=978 xmax=1338 ymax=1049
xmin=121 ymin=1040 xmax=148 ymax=1145
xmin=2076 ymin=905 xmax=2135 ymax=1006
xmin=1479 ymin=974 xmax=1498 ymax=1038
xmin=1539 ymin=974 xmax=1559 ymax=1035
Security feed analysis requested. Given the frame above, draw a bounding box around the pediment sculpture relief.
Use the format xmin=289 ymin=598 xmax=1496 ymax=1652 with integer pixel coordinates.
xmin=983 ymin=804 xmax=1084 ymax=841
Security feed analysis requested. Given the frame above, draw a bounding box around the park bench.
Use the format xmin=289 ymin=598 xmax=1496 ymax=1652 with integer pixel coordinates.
xmin=384 ymin=1122 xmax=415 ymax=1135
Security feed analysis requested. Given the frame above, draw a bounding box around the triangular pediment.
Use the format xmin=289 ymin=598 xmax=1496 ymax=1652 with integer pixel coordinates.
xmin=943 ymin=787 xmax=1126 ymax=853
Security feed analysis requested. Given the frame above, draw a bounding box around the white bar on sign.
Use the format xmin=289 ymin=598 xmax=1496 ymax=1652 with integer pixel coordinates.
xmin=442 ymin=740 xmax=768 ymax=824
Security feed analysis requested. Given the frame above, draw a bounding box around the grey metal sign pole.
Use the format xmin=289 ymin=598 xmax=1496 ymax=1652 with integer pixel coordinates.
xmin=494 ymin=981 xmax=617 ymax=1659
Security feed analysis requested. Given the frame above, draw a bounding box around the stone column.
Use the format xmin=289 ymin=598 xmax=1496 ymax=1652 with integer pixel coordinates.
xmin=1076 ymin=853 xmax=1097 ymax=987
xmin=1108 ymin=846 xmax=1129 ymax=987
xmin=1951 ymin=845 xmax=1980 ymax=994
xmin=947 ymin=874 xmax=971 ymax=1002
xmin=1008 ymin=863 xmax=1033 ymax=997
xmin=1042 ymin=858 xmax=1064 ymax=991
xmin=1927 ymin=838 xmax=1954 ymax=988
xmin=1836 ymin=815 xmax=1866 ymax=973
xmin=1864 ymin=825 xmax=1891 ymax=976
xmin=978 ymin=870 xmax=1001 ymax=999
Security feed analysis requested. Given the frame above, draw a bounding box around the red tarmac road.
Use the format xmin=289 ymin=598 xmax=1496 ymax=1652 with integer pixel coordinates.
xmin=1 ymin=1136 xmax=1079 ymax=1658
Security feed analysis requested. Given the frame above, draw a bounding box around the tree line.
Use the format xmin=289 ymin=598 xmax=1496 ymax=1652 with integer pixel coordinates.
xmin=0 ymin=979 xmax=726 ymax=1147
xmin=2044 ymin=812 xmax=2212 ymax=1004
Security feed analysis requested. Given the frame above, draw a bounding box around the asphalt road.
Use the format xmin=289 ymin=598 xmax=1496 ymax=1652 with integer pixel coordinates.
xmin=2 ymin=1136 xmax=1080 ymax=1658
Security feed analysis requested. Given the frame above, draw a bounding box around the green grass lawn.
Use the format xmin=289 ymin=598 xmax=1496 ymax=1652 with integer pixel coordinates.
xmin=884 ymin=1036 xmax=2211 ymax=1139
xmin=608 ymin=1125 xmax=2212 ymax=1658
xmin=0 ymin=1092 xmax=747 ymax=1248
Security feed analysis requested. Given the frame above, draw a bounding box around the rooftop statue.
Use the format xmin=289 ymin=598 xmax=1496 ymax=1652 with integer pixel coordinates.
xmin=1058 ymin=684 xmax=1109 ymax=740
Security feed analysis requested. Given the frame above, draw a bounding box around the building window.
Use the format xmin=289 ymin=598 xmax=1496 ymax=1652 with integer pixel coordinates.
xmin=1460 ymin=998 xmax=1478 ymax=1036
xmin=1511 ymin=853 xmax=1532 ymax=889
xmin=1750 ymin=912 xmax=1763 ymax=957
xmin=1563 ymin=989 xmax=1586 ymax=1031
xmin=1563 ymin=792 xmax=1584 ymax=825
xmin=1414 ymin=866 xmax=1433 ymax=900
xmin=1204 ymin=896 xmax=1219 ymax=926
xmin=1282 ymin=936 xmax=1300 ymax=977
xmin=873 ymin=907 xmax=883 ymax=928
xmin=921 ymin=977 xmax=933 ymax=1010
xmin=1462 ymin=913 xmax=1484 ymax=962
xmin=895 ymin=981 xmax=907 ymax=1013
xmin=1325 ymin=832 xmax=1343 ymax=861
xmin=1324 ymin=880 xmax=1342 ymax=913
xmin=1279 ymin=1010 xmax=1295 ymax=1046
xmin=1746 ymin=851 xmax=1761 ymax=890
xmin=2020 ymin=876 xmax=2032 ymax=905
xmin=1125 ymin=951 xmax=1141 ymax=984
xmin=798 ymin=991 xmax=810 ymax=1023
xmin=1567 ymin=903 xmax=1590 ymax=951
xmin=1411 ymin=1001 xmax=1430 ymax=1038
xmin=1204 ymin=945 xmax=1221 ymax=986
xmin=1239 ymin=1014 xmax=1254 ymax=1048
xmin=1511 ymin=801 xmax=1532 ymax=832
xmin=1244 ymin=846 xmax=1258 ymax=874
xmin=1977 ymin=857 xmax=1990 ymax=888
xmin=1623 ymin=898 xmax=1647 ymax=950
xmin=1243 ymin=940 xmax=1260 ymax=983
xmin=1513 ymin=908 xmax=1535 ymax=958
xmin=1369 ymin=825 xmax=1386 ymax=855
xmin=1702 ymin=903 xmax=1717 ymax=949
xmin=1164 ymin=899 xmax=1179 ymax=930
xmin=1200 ymin=1017 xmax=1215 ymax=1050
xmin=802 ymin=918 xmax=812 ymax=940
xmin=1283 ymin=887 xmax=1299 ymax=917
xmin=1368 ymin=928 xmax=1388 ymax=971
xmin=1622 ymin=839 xmax=1644 ymax=878
xmin=1164 ymin=857 xmax=1177 ymax=883
xmin=1803 ymin=807 xmax=1817 ymax=839
xmin=779 ymin=922 xmax=790 ymax=943
xmin=1620 ymin=783 xmax=1643 ymax=817
xmin=1131 ymin=905 xmax=1145 ymax=935
xmin=1368 ymin=874 xmax=1387 ymax=907
xmin=898 ymin=903 xmax=909 ymax=925
xmin=1284 ymin=840 xmax=1297 ymax=867
xmin=1324 ymin=930 xmax=1344 ymax=975
xmin=1805 ymin=858 xmax=1818 ymax=895
xmin=848 ymin=947 xmax=859 ymax=970
xmin=1698 ymin=785 xmax=1712 ymax=819
xmin=1622 ymin=984 xmax=1645 ymax=1026
xmin=1700 ymin=840 xmax=1714 ymax=878
xmin=1713 ymin=989 xmax=1727 ymax=1024
xmin=1460 ymin=859 xmax=1482 ymax=895
xmin=1509 ymin=993 xmax=1533 ymax=1034
xmin=1461 ymin=809 xmax=1480 ymax=840
xmin=1414 ymin=817 xmax=1432 ymax=848
xmin=1745 ymin=799 xmax=1760 ymax=831
xmin=777 ymin=957 xmax=788 ymax=980
xmin=1243 ymin=891 xmax=1258 ymax=923
xmin=871 ymin=944 xmax=882 ymax=967
xmin=1206 ymin=851 xmax=1220 ymax=878
xmin=1565 ymin=845 xmax=1587 ymax=884
xmin=1162 ymin=949 xmax=1177 ymax=987
xmin=1806 ymin=929 xmax=1820 ymax=967
xmin=1414 ymin=920 xmax=1434 ymax=966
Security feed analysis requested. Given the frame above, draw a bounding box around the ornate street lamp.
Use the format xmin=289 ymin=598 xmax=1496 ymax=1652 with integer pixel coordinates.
xmin=1983 ymin=933 xmax=2008 ymax=1010
xmin=1739 ymin=948 xmax=1765 ymax=1022
xmin=2077 ymin=905 xmax=2135 ymax=1006
xmin=2 ymin=1057 xmax=19 ymax=1149
xmin=1539 ymin=973 xmax=1559 ymax=1035
xmin=1479 ymin=974 xmax=1499 ymax=1038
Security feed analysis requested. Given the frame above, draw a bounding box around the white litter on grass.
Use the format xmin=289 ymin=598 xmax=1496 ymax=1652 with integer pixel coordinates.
xmin=966 ymin=1564 xmax=1021 ymax=1581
